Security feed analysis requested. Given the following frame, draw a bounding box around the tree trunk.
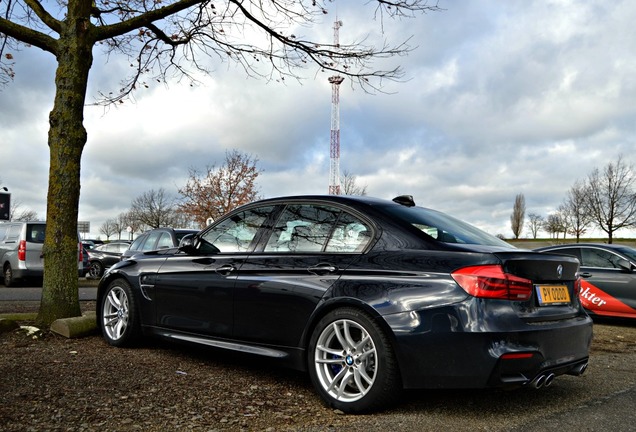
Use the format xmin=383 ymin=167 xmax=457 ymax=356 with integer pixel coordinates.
xmin=37 ymin=1 xmax=94 ymax=326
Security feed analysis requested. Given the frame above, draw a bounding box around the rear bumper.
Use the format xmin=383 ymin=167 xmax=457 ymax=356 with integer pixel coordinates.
xmin=384 ymin=304 xmax=593 ymax=389
xmin=12 ymin=268 xmax=43 ymax=280
xmin=13 ymin=268 xmax=85 ymax=280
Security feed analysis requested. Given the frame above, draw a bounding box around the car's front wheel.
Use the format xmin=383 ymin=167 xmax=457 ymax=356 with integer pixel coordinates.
xmin=100 ymin=279 xmax=140 ymax=347
xmin=308 ymin=307 xmax=402 ymax=413
xmin=89 ymin=261 xmax=104 ymax=278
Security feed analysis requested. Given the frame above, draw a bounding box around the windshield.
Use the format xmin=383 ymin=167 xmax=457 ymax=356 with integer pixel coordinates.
xmin=379 ymin=204 xmax=511 ymax=248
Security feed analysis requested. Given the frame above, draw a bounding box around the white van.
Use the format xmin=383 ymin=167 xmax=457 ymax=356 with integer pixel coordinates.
xmin=0 ymin=221 xmax=83 ymax=286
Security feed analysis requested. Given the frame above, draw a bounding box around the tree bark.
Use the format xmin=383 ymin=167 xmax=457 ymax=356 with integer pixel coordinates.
xmin=37 ymin=0 xmax=94 ymax=326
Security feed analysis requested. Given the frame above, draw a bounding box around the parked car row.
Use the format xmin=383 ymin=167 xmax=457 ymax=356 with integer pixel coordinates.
xmin=0 ymin=222 xmax=198 ymax=285
xmin=85 ymin=228 xmax=198 ymax=278
xmin=96 ymin=194 xmax=593 ymax=413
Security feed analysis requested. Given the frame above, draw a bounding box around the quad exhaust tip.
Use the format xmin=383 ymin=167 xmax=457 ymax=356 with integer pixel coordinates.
xmin=531 ymin=373 xmax=555 ymax=389
xmin=530 ymin=361 xmax=588 ymax=389
xmin=569 ymin=362 xmax=588 ymax=376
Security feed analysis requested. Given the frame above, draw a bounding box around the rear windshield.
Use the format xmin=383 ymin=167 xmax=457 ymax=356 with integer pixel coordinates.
xmin=26 ymin=224 xmax=46 ymax=244
xmin=379 ymin=205 xmax=511 ymax=247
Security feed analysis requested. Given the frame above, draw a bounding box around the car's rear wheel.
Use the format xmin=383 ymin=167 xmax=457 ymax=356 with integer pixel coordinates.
xmin=89 ymin=261 xmax=104 ymax=278
xmin=100 ymin=279 xmax=140 ymax=347
xmin=3 ymin=264 xmax=15 ymax=287
xmin=308 ymin=307 xmax=401 ymax=413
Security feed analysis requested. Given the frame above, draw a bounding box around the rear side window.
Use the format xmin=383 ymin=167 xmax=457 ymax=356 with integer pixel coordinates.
xmin=6 ymin=224 xmax=21 ymax=241
xmin=264 ymin=204 xmax=371 ymax=253
xmin=26 ymin=224 xmax=46 ymax=244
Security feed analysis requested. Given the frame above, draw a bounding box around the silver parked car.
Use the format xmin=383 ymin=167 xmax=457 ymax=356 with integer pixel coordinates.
xmin=0 ymin=221 xmax=83 ymax=286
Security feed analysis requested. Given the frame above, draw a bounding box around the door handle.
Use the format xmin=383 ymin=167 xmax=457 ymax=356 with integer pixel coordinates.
xmin=580 ymin=272 xmax=592 ymax=278
xmin=308 ymin=263 xmax=338 ymax=275
xmin=193 ymin=258 xmax=214 ymax=265
xmin=215 ymin=264 xmax=236 ymax=275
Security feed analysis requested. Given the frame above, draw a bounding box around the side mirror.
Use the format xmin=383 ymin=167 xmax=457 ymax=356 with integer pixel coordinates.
xmin=178 ymin=235 xmax=197 ymax=254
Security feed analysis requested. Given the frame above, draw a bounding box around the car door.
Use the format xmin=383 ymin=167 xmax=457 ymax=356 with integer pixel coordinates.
xmin=152 ymin=206 xmax=274 ymax=337
xmin=233 ymin=203 xmax=374 ymax=347
xmin=578 ymin=246 xmax=636 ymax=317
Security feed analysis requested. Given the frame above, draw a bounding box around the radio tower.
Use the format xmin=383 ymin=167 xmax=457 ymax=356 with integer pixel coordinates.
xmin=328 ymin=19 xmax=344 ymax=195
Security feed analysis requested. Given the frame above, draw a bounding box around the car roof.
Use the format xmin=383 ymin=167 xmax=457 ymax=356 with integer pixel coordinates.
xmin=537 ymin=243 xmax=629 ymax=250
xmin=239 ymin=194 xmax=415 ymax=210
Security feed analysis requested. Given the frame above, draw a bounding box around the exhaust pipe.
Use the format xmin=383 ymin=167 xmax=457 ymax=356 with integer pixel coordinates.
xmin=568 ymin=362 xmax=588 ymax=376
xmin=531 ymin=374 xmax=546 ymax=389
xmin=543 ymin=373 xmax=555 ymax=387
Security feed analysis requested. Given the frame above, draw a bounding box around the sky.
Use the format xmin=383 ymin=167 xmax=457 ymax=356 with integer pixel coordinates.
xmin=1 ymin=0 xmax=636 ymax=240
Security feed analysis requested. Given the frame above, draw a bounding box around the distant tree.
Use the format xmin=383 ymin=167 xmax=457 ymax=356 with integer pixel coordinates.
xmin=510 ymin=194 xmax=526 ymax=239
xmin=584 ymin=156 xmax=636 ymax=243
xmin=6 ymin=197 xmax=38 ymax=221
xmin=526 ymin=213 xmax=544 ymax=239
xmin=8 ymin=200 xmax=38 ymax=221
xmin=122 ymin=211 xmax=146 ymax=239
xmin=99 ymin=219 xmax=118 ymax=241
xmin=12 ymin=209 xmax=39 ymax=221
xmin=561 ymin=180 xmax=592 ymax=242
xmin=556 ymin=205 xmax=571 ymax=239
xmin=341 ymin=170 xmax=368 ymax=196
xmin=112 ymin=213 xmax=128 ymax=240
xmin=178 ymin=150 xmax=262 ymax=227
xmin=543 ymin=213 xmax=565 ymax=239
xmin=129 ymin=188 xmax=179 ymax=229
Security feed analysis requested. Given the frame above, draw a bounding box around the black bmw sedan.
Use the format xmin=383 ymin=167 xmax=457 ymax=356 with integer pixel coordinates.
xmin=97 ymin=195 xmax=592 ymax=413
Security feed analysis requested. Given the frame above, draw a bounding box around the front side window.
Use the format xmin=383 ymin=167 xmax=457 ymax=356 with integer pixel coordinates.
xmin=199 ymin=206 xmax=273 ymax=253
xmin=581 ymin=248 xmax=625 ymax=269
xmin=264 ymin=204 xmax=371 ymax=253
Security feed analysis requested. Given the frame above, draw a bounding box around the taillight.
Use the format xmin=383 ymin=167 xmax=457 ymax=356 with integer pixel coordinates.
xmin=79 ymin=242 xmax=83 ymax=262
xmin=451 ymin=265 xmax=533 ymax=301
xmin=18 ymin=240 xmax=27 ymax=261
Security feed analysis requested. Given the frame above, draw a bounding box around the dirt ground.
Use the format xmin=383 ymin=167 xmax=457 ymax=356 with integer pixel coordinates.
xmin=1 ymin=301 xmax=636 ymax=431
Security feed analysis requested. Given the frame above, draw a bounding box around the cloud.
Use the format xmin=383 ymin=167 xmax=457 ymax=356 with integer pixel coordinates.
xmin=2 ymin=0 xmax=636 ymax=239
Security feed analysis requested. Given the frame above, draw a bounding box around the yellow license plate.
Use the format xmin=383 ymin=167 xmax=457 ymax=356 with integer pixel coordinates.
xmin=536 ymin=284 xmax=571 ymax=305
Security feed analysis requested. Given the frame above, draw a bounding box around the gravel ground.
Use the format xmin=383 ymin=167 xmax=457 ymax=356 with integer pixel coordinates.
xmin=1 ymin=301 xmax=636 ymax=431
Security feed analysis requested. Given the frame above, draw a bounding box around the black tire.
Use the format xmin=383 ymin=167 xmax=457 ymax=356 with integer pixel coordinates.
xmin=3 ymin=264 xmax=16 ymax=287
xmin=89 ymin=261 xmax=104 ymax=278
xmin=99 ymin=278 xmax=140 ymax=347
xmin=307 ymin=307 xmax=402 ymax=413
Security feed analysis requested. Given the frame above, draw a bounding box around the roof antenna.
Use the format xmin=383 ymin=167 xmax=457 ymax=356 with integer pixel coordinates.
xmin=392 ymin=195 xmax=415 ymax=207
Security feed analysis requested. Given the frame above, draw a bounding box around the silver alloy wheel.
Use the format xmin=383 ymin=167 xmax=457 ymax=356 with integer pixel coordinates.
xmin=102 ymin=285 xmax=130 ymax=341
xmin=313 ymin=318 xmax=378 ymax=402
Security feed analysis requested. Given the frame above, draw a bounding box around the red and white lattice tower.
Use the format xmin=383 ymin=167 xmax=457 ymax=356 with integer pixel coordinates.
xmin=328 ymin=19 xmax=344 ymax=195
